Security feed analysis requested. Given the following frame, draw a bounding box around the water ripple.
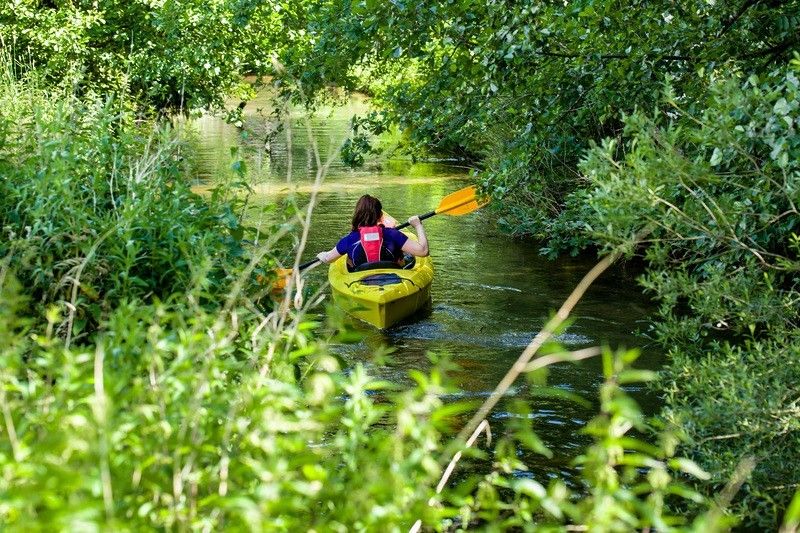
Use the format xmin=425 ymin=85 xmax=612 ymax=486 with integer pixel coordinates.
xmin=387 ymin=324 xmax=594 ymax=350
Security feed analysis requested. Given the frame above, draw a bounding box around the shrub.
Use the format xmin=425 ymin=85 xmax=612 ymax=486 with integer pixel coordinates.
xmin=2 ymin=266 xmax=729 ymax=530
xmin=0 ymin=62 xmax=269 ymax=340
xmin=0 ymin=278 xmax=453 ymax=529
xmin=570 ymin=61 xmax=800 ymax=527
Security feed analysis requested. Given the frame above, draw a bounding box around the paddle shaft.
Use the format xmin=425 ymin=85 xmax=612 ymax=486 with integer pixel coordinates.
xmin=295 ymin=212 xmax=432 ymax=273
xmin=295 ymin=187 xmax=481 ymax=273
xmin=395 ymin=210 xmax=436 ymax=231
xmin=298 ymin=258 xmax=319 ymax=272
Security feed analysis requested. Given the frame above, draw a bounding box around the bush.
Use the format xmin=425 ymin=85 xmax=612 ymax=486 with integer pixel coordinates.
xmin=1 ymin=269 xmax=728 ymax=530
xmin=0 ymin=279 xmax=453 ymax=529
xmin=0 ymin=62 xmax=269 ymax=339
xmin=570 ymin=61 xmax=800 ymax=527
xmin=663 ymin=337 xmax=800 ymax=526
xmin=0 ymin=64 xmax=451 ymax=530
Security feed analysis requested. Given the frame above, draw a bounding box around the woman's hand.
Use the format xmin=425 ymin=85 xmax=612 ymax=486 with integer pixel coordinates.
xmin=317 ymin=247 xmax=343 ymax=265
xmin=401 ymin=216 xmax=429 ymax=257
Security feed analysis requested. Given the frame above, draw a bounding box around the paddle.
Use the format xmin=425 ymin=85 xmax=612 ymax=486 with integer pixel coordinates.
xmin=272 ymin=185 xmax=486 ymax=288
xmin=393 ymin=185 xmax=486 ymax=230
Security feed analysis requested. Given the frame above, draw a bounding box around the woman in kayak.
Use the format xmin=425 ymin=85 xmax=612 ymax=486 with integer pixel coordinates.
xmin=316 ymin=194 xmax=429 ymax=270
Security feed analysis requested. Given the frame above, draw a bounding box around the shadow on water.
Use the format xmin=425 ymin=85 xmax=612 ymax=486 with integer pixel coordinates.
xmin=191 ymin=91 xmax=663 ymax=484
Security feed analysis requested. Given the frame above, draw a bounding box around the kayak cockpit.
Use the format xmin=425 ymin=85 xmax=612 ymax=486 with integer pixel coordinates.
xmin=329 ymin=230 xmax=433 ymax=328
xmin=350 ymin=257 xmax=417 ymax=273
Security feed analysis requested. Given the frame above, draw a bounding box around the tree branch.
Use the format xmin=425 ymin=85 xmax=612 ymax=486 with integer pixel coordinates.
xmin=740 ymin=33 xmax=800 ymax=59
xmin=536 ymin=49 xmax=693 ymax=62
xmin=717 ymin=0 xmax=761 ymax=38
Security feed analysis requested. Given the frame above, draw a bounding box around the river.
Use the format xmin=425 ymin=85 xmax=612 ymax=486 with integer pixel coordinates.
xmin=191 ymin=90 xmax=661 ymax=481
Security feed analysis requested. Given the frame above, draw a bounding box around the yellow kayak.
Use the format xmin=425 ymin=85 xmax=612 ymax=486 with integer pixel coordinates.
xmin=328 ymin=232 xmax=433 ymax=329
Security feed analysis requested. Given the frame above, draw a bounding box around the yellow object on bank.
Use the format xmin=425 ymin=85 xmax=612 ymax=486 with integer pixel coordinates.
xmin=328 ymin=231 xmax=433 ymax=329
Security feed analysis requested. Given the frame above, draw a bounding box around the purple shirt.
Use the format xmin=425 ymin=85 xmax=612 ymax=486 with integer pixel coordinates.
xmin=336 ymin=227 xmax=409 ymax=266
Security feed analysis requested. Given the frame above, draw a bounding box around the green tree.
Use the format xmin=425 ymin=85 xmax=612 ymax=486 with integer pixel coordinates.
xmin=278 ymin=0 xmax=799 ymax=234
xmin=0 ymin=0 xmax=303 ymax=110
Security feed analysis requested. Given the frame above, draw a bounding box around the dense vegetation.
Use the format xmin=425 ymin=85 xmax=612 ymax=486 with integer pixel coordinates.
xmin=576 ymin=65 xmax=800 ymax=523
xmin=0 ymin=0 xmax=303 ymax=110
xmin=0 ymin=60 xmax=733 ymax=530
xmin=267 ymin=0 xmax=800 ymax=528
xmin=2 ymin=0 xmax=800 ymax=529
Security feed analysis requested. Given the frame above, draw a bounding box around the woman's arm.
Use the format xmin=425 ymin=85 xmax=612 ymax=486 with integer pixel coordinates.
xmin=317 ymin=247 xmax=343 ymax=264
xmin=401 ymin=216 xmax=429 ymax=257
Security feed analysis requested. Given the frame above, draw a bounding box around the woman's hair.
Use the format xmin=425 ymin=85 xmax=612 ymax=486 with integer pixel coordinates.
xmin=351 ymin=194 xmax=382 ymax=231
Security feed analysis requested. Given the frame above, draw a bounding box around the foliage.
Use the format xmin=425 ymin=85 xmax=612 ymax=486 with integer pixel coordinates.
xmin=455 ymin=348 xmax=728 ymax=532
xmin=275 ymin=2 xmax=800 ymax=525
xmin=663 ymin=337 xmax=800 ymax=526
xmin=0 ymin=62 xmax=450 ymax=530
xmin=0 ymin=0 xmax=305 ymax=110
xmin=570 ymin=63 xmax=800 ymax=527
xmin=1 ymin=265 xmax=728 ymax=530
xmin=340 ymin=132 xmax=376 ymax=167
xmin=278 ymin=0 xmax=799 ymax=227
xmin=0 ymin=65 xmax=731 ymax=532
xmin=0 ymin=279 xmax=452 ymax=529
xmin=3 ymin=3 xmax=800 ymax=527
xmin=0 ymin=64 xmax=281 ymax=339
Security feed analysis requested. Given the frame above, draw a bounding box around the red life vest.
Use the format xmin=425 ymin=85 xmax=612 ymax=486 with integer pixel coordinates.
xmin=358 ymin=225 xmax=384 ymax=263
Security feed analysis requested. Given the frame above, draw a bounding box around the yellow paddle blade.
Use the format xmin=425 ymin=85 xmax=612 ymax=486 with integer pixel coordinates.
xmin=275 ymin=268 xmax=293 ymax=278
xmin=257 ymin=268 xmax=292 ymax=292
xmin=273 ymin=268 xmax=293 ymax=291
xmin=435 ymin=185 xmax=489 ymax=216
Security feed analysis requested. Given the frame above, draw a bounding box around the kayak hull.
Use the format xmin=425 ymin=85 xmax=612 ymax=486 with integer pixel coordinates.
xmin=328 ymin=235 xmax=433 ymax=329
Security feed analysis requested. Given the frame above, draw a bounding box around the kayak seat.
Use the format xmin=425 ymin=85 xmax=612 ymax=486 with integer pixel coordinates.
xmin=402 ymin=255 xmax=416 ymax=269
xmin=358 ymin=273 xmax=404 ymax=286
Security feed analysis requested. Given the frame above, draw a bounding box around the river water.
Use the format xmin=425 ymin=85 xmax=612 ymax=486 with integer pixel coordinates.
xmin=191 ymin=92 xmax=661 ymax=481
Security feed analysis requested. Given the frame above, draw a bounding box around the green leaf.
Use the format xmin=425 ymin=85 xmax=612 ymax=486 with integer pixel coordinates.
xmin=781 ymin=487 xmax=800 ymax=531
xmin=617 ymin=369 xmax=657 ymax=384
xmin=709 ymin=147 xmax=723 ymax=166
xmin=302 ymin=464 xmax=328 ymax=481
xmin=668 ymin=458 xmax=711 ymax=480
xmin=773 ymin=97 xmax=791 ymax=116
xmin=528 ymin=385 xmax=591 ymax=408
